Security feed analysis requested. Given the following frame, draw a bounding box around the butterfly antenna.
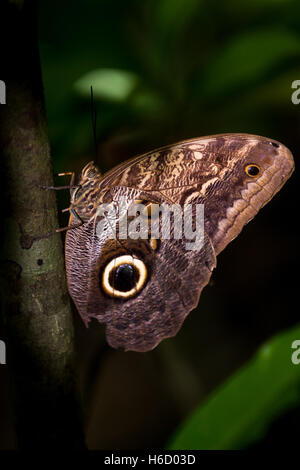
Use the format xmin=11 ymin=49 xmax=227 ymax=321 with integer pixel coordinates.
xmin=90 ymin=85 xmax=98 ymax=160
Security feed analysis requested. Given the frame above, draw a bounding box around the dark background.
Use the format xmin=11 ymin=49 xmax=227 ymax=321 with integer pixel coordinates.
xmin=0 ymin=0 xmax=299 ymax=449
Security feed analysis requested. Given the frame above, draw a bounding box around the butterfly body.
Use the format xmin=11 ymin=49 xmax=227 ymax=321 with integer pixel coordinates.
xmin=65 ymin=134 xmax=294 ymax=352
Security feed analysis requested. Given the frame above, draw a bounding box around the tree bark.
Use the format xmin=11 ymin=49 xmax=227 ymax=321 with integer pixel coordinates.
xmin=0 ymin=0 xmax=86 ymax=449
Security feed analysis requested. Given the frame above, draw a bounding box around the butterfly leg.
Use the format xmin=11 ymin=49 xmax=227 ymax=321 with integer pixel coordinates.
xmin=39 ymin=184 xmax=80 ymax=190
xmin=39 ymin=171 xmax=80 ymax=192
xmin=38 ymin=171 xmax=83 ymax=235
xmin=32 ymin=217 xmax=84 ymax=242
xmin=55 ymin=208 xmax=84 ymax=233
xmin=57 ymin=171 xmax=78 ymax=196
xmin=36 ymin=213 xmax=83 ymax=239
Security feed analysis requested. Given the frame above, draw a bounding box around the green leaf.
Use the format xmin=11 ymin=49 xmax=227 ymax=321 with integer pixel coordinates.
xmin=202 ymin=29 xmax=300 ymax=97
xmin=155 ymin=0 xmax=203 ymax=35
xmin=167 ymin=323 xmax=300 ymax=449
xmin=74 ymin=68 xmax=139 ymax=102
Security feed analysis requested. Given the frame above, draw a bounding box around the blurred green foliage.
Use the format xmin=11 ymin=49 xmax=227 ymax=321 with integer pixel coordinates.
xmin=168 ymin=323 xmax=300 ymax=449
xmin=36 ymin=0 xmax=300 ymax=450
xmin=74 ymin=69 xmax=139 ymax=102
xmin=39 ymin=0 xmax=300 ymax=174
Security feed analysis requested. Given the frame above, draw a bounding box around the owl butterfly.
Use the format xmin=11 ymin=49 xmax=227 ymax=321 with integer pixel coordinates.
xmin=64 ymin=134 xmax=294 ymax=352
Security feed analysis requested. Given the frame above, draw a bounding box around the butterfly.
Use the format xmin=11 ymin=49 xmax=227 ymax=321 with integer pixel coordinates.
xmin=63 ymin=133 xmax=294 ymax=352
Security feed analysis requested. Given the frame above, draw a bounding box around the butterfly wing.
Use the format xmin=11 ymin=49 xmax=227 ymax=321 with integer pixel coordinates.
xmin=100 ymin=134 xmax=294 ymax=254
xmin=65 ymin=133 xmax=294 ymax=351
xmin=65 ymin=213 xmax=216 ymax=352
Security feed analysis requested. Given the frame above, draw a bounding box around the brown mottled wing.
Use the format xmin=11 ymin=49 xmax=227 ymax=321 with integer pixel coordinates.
xmin=100 ymin=134 xmax=294 ymax=254
xmin=65 ymin=214 xmax=216 ymax=352
xmin=65 ymin=133 xmax=294 ymax=352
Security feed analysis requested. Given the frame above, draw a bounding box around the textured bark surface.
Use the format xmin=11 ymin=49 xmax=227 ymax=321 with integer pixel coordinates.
xmin=0 ymin=0 xmax=85 ymax=448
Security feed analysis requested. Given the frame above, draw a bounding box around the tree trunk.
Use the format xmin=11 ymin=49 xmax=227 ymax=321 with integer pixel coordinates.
xmin=0 ymin=0 xmax=86 ymax=449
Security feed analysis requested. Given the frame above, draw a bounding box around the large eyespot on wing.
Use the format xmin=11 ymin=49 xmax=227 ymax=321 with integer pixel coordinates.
xmin=66 ymin=205 xmax=217 ymax=352
xmin=101 ymin=255 xmax=148 ymax=299
xmin=100 ymin=232 xmax=216 ymax=352
xmin=66 ymin=134 xmax=294 ymax=351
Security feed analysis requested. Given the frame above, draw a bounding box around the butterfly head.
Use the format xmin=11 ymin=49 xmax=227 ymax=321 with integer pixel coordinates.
xmin=64 ymin=133 xmax=294 ymax=352
xmin=69 ymin=161 xmax=102 ymax=221
xmin=80 ymin=161 xmax=101 ymax=180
